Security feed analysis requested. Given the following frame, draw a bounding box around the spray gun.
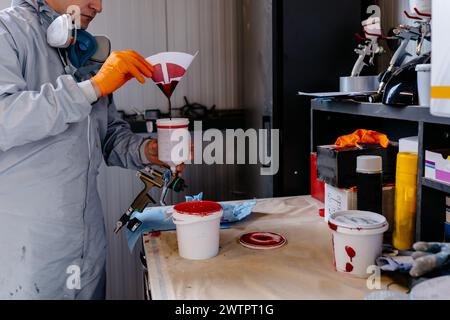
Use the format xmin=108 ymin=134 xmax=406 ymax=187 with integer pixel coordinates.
xmin=351 ymin=33 xmax=385 ymax=77
xmin=113 ymin=166 xmax=187 ymax=234
xmin=370 ymin=8 xmax=431 ymax=102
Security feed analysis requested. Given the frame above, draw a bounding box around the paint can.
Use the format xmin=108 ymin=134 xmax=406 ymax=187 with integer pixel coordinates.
xmin=172 ymin=201 xmax=223 ymax=260
xmin=328 ymin=210 xmax=389 ymax=278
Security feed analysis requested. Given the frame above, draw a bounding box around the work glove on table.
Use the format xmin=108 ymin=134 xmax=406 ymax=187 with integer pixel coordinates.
xmin=91 ymin=50 xmax=155 ymax=97
xmin=409 ymin=242 xmax=450 ymax=277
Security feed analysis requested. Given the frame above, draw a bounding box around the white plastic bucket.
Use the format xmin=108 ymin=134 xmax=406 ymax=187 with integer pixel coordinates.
xmin=416 ymin=64 xmax=431 ymax=107
xmin=157 ymin=118 xmax=190 ymax=172
xmin=172 ymin=201 xmax=223 ymax=260
xmin=328 ymin=211 xmax=389 ymax=278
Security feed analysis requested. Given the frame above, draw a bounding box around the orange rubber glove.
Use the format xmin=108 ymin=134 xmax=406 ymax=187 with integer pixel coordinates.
xmin=91 ymin=51 xmax=154 ymax=97
xmin=335 ymin=129 xmax=390 ymax=148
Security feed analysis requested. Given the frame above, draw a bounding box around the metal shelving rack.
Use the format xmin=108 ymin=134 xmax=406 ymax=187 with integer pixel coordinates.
xmin=311 ymin=99 xmax=450 ymax=242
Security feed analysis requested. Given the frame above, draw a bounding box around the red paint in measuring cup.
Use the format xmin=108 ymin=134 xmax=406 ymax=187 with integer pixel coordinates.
xmin=174 ymin=201 xmax=222 ymax=217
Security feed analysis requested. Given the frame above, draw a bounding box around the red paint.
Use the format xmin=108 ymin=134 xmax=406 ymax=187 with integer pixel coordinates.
xmin=174 ymin=201 xmax=222 ymax=217
xmin=319 ymin=208 xmax=325 ymax=218
xmin=167 ymin=63 xmax=186 ymax=79
xmin=328 ymin=222 xmax=338 ymax=231
xmin=310 ymin=153 xmax=325 ymax=202
xmin=346 ymin=263 xmax=354 ymax=272
xmin=151 ymin=63 xmax=186 ymax=84
xmin=151 ymin=231 xmax=161 ymax=238
xmin=157 ymin=124 xmax=189 ymax=129
xmin=156 ymin=81 xmax=179 ymax=98
xmin=345 ymin=246 xmax=356 ymax=262
xmin=152 ymin=64 xmax=165 ymax=83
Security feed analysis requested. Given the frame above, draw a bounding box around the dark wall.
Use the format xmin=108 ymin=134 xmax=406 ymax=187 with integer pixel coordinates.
xmin=274 ymin=0 xmax=371 ymax=196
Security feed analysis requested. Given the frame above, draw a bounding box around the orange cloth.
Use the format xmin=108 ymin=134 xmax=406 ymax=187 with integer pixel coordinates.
xmin=335 ymin=129 xmax=390 ymax=148
xmin=92 ymin=51 xmax=154 ymax=97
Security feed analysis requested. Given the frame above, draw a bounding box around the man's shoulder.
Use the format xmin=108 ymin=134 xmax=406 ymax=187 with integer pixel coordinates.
xmin=0 ymin=5 xmax=40 ymax=50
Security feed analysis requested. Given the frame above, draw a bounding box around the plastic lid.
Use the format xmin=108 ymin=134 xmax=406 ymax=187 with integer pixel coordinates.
xmin=174 ymin=201 xmax=222 ymax=217
xmin=329 ymin=211 xmax=387 ymax=230
xmin=416 ymin=64 xmax=431 ymax=72
xmin=157 ymin=118 xmax=189 ymax=127
xmin=357 ymin=156 xmax=382 ymax=173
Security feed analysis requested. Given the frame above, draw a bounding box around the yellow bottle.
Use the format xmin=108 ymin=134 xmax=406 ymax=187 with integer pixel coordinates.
xmin=393 ymin=153 xmax=419 ymax=250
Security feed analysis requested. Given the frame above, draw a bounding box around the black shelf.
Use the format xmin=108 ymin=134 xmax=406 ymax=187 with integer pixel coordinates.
xmin=312 ymin=100 xmax=450 ymax=125
xmin=311 ymin=99 xmax=449 ymax=242
xmin=422 ymin=178 xmax=450 ymax=194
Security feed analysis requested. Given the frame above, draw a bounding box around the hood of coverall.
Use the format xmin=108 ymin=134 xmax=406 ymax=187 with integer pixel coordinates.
xmin=11 ymin=0 xmax=39 ymax=10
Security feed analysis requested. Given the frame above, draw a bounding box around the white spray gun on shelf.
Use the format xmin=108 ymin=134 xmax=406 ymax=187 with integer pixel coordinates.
xmin=351 ymin=16 xmax=385 ymax=77
xmin=373 ymin=3 xmax=432 ymax=99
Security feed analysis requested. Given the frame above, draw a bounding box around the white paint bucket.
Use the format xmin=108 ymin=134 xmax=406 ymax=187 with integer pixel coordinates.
xmin=157 ymin=118 xmax=190 ymax=172
xmin=328 ymin=211 xmax=389 ymax=278
xmin=172 ymin=201 xmax=223 ymax=260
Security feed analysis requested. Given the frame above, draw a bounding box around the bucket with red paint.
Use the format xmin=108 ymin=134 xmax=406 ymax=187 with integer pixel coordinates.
xmin=328 ymin=211 xmax=388 ymax=278
xmin=172 ymin=201 xmax=224 ymax=260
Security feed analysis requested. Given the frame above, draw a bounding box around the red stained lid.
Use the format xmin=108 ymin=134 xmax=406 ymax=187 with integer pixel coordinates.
xmin=174 ymin=201 xmax=222 ymax=217
xmin=239 ymin=232 xmax=287 ymax=250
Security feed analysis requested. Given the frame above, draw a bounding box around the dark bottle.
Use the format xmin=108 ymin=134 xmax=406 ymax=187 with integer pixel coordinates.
xmin=356 ymin=156 xmax=383 ymax=214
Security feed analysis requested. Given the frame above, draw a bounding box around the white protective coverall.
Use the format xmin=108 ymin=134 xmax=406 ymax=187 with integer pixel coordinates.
xmin=0 ymin=0 xmax=148 ymax=299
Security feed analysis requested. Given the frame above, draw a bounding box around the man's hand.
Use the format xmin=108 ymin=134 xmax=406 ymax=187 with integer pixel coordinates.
xmin=410 ymin=242 xmax=450 ymax=277
xmin=144 ymin=140 xmax=186 ymax=177
xmin=91 ymin=51 xmax=154 ymax=97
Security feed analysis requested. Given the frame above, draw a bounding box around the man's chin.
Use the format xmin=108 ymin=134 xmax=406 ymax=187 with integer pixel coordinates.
xmin=80 ymin=17 xmax=93 ymax=29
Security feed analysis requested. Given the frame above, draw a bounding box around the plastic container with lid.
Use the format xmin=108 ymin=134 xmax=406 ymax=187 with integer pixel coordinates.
xmin=416 ymin=64 xmax=431 ymax=107
xmin=172 ymin=201 xmax=223 ymax=260
xmin=157 ymin=118 xmax=190 ymax=173
xmin=328 ymin=210 xmax=389 ymax=278
xmin=356 ymin=156 xmax=383 ymax=214
xmin=393 ymin=153 xmax=419 ymax=250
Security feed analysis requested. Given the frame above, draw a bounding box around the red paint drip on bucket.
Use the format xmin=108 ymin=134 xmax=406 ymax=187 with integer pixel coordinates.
xmin=345 ymin=246 xmax=356 ymax=262
xmin=328 ymin=222 xmax=338 ymax=231
xmin=346 ymin=263 xmax=354 ymax=272
xmin=174 ymin=201 xmax=222 ymax=217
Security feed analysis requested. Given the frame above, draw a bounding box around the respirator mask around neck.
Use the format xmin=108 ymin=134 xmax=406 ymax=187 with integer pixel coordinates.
xmin=40 ymin=2 xmax=110 ymax=74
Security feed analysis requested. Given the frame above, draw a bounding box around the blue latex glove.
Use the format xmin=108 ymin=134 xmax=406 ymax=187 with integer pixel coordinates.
xmin=376 ymin=256 xmax=413 ymax=273
xmin=125 ymin=207 xmax=173 ymax=252
xmin=185 ymin=192 xmax=204 ymax=202
xmin=125 ymin=193 xmax=256 ymax=251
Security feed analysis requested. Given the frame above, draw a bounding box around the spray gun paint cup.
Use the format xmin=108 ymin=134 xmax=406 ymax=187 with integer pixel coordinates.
xmin=172 ymin=201 xmax=224 ymax=260
xmin=157 ymin=118 xmax=190 ymax=173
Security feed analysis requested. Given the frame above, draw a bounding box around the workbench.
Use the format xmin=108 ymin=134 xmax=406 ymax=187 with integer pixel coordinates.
xmin=142 ymin=196 xmax=406 ymax=300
